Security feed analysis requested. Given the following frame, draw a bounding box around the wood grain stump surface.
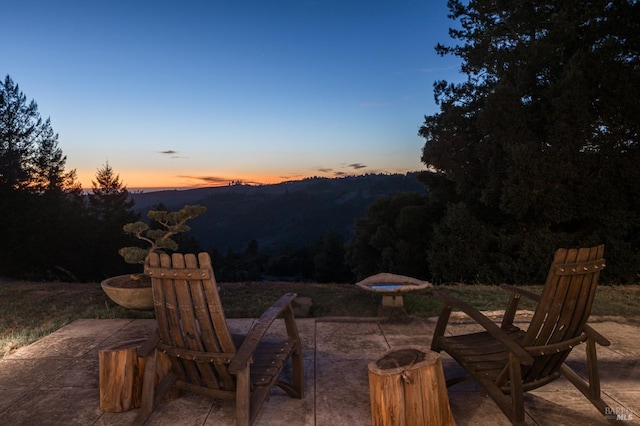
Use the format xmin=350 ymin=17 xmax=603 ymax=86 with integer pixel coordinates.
xmin=99 ymin=338 xmax=174 ymax=413
xmin=368 ymin=345 xmax=455 ymax=426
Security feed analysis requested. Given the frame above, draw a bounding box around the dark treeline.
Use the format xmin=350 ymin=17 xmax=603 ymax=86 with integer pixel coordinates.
xmin=209 ymin=231 xmax=353 ymax=283
xmin=133 ymin=202 xmax=355 ymax=284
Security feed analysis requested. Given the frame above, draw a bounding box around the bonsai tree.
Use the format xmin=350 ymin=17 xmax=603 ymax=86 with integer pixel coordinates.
xmin=119 ymin=204 xmax=207 ymax=270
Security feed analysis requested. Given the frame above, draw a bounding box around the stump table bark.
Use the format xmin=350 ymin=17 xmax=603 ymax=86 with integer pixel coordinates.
xmin=99 ymin=338 xmax=173 ymax=412
xmin=368 ymin=345 xmax=455 ymax=426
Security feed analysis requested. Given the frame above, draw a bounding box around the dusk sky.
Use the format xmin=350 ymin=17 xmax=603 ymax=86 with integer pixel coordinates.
xmin=3 ymin=0 xmax=463 ymax=190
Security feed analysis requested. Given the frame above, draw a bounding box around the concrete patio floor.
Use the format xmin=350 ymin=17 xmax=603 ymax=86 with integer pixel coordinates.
xmin=0 ymin=315 xmax=638 ymax=425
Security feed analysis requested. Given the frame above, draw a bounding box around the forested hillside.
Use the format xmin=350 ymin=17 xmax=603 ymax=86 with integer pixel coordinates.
xmin=131 ymin=173 xmax=425 ymax=253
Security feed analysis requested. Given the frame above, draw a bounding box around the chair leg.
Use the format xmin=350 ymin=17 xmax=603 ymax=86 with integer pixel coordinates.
xmin=276 ymin=348 xmax=305 ymax=398
xmin=282 ymin=305 xmax=304 ymax=399
xmin=559 ymin=339 xmax=611 ymax=416
xmin=133 ymin=350 xmax=178 ymax=425
xmin=236 ymin=364 xmax=251 ymax=426
xmin=508 ymin=351 xmax=525 ymax=425
xmin=291 ymin=344 xmax=304 ymax=398
xmin=431 ymin=304 xmax=453 ymax=352
xmin=586 ymin=338 xmax=602 ymax=398
xmin=477 ymin=353 xmax=527 ymax=425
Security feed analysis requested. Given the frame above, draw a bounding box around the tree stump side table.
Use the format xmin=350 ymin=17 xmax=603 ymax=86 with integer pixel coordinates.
xmin=368 ymin=345 xmax=455 ymax=426
xmin=99 ymin=338 xmax=174 ymax=412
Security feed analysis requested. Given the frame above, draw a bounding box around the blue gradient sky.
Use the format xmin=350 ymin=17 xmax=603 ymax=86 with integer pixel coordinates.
xmin=3 ymin=0 xmax=462 ymax=189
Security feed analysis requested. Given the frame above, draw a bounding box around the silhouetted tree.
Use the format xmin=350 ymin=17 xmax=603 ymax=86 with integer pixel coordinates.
xmin=419 ymin=0 xmax=640 ymax=283
xmin=1 ymin=75 xmax=40 ymax=190
xmin=0 ymin=75 xmax=75 ymax=192
xmin=88 ymin=162 xmax=136 ymax=220
xmin=0 ymin=75 xmax=86 ymax=279
xmin=86 ymin=162 xmax=139 ymax=278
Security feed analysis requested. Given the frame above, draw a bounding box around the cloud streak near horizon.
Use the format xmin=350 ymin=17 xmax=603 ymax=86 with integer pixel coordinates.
xmin=177 ymin=175 xmax=266 ymax=186
xmin=348 ymin=163 xmax=367 ymax=170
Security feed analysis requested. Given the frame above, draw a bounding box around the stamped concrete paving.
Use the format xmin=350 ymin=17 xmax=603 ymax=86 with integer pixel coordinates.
xmin=0 ymin=317 xmax=638 ymax=425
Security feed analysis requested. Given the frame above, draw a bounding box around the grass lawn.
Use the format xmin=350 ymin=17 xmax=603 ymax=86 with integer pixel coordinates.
xmin=1 ymin=278 xmax=639 ymax=358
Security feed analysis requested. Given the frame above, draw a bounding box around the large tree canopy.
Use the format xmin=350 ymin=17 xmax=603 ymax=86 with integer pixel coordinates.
xmin=0 ymin=75 xmax=88 ymax=278
xmin=347 ymin=192 xmax=434 ymax=281
xmin=419 ymin=0 xmax=640 ymax=283
xmin=0 ymin=75 xmax=75 ymax=192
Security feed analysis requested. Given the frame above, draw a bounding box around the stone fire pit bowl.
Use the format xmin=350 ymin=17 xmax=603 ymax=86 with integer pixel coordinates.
xmin=355 ymin=272 xmax=432 ymax=315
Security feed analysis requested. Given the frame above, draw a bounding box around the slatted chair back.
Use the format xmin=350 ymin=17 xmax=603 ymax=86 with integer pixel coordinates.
xmin=517 ymin=244 xmax=605 ymax=384
xmin=145 ymin=252 xmax=238 ymax=395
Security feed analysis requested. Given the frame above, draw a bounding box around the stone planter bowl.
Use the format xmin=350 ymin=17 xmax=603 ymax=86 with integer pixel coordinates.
xmin=101 ymin=274 xmax=154 ymax=311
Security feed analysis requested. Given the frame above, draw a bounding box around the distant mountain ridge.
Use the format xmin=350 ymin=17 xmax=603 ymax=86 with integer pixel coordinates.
xmin=130 ymin=173 xmax=426 ymax=253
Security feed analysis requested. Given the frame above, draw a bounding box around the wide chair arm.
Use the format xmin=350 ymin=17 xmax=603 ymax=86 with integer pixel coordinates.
xmin=229 ymin=293 xmax=298 ymax=374
xmin=434 ymin=291 xmax=534 ymax=365
xmin=583 ymin=324 xmax=611 ymax=346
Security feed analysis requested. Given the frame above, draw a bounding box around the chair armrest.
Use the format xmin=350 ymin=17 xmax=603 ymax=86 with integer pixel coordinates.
xmin=436 ymin=291 xmax=535 ymax=365
xmin=583 ymin=324 xmax=611 ymax=346
xmin=138 ymin=330 xmax=160 ymax=357
xmin=500 ymin=284 xmax=541 ymax=302
xmin=229 ymin=293 xmax=297 ymax=373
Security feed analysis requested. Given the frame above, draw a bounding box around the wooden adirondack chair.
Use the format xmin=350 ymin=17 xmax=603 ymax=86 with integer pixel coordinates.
xmin=431 ymin=245 xmax=613 ymax=425
xmin=134 ymin=252 xmax=304 ymax=426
